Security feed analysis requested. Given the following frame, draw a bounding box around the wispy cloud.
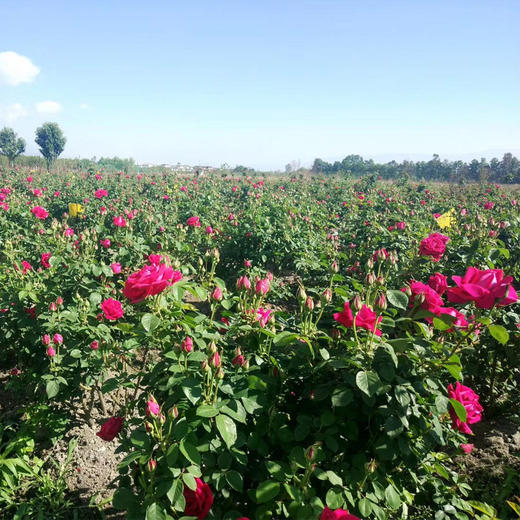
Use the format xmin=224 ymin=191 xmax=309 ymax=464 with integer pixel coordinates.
xmin=0 ymin=51 xmax=40 ymax=86
xmin=35 ymin=100 xmax=63 ymax=114
xmin=0 ymin=103 xmax=28 ymax=123
xmin=79 ymin=103 xmax=88 ymax=110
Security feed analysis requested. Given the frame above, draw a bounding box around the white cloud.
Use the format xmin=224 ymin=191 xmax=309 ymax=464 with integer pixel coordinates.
xmin=0 ymin=103 xmax=28 ymax=123
xmin=0 ymin=51 xmax=40 ymax=86
xmin=35 ymin=100 xmax=62 ymax=114
xmin=79 ymin=103 xmax=88 ymax=109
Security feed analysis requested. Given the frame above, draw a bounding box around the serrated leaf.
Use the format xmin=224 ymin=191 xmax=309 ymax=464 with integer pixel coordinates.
xmin=215 ymin=414 xmax=237 ymax=449
xmin=387 ymin=290 xmax=408 ymax=310
xmin=355 ymin=370 xmax=382 ymax=397
xmin=141 ymin=313 xmax=160 ymax=332
xmin=488 ymin=324 xmax=509 ymax=345
xmin=46 ymin=380 xmax=59 ymax=399
xmin=179 ymin=439 xmax=201 ymax=466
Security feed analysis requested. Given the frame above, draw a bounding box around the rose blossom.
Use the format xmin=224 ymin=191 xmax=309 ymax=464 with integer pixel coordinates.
xmin=447 ymin=267 xmax=518 ymax=309
xmin=183 ymin=478 xmax=213 ymax=519
xmin=419 ymin=232 xmax=449 ymax=262
xmin=96 ymin=416 xmax=123 ymax=441
xmin=31 ymin=206 xmax=48 ymax=220
xmin=123 ymin=262 xmax=182 ymax=303
xmin=428 ymin=272 xmax=448 ymax=295
xmin=187 ymin=216 xmax=201 ymax=227
xmin=333 ymin=301 xmax=382 ymax=336
xmin=101 ymin=298 xmax=124 ymax=320
xmin=447 ymin=382 xmax=483 ymax=434
xmin=110 ymin=262 xmax=122 ymax=274
xmin=320 ymin=507 xmax=361 ymax=520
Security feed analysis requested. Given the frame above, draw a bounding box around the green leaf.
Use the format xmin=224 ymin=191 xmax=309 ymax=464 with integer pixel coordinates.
xmin=385 ymin=484 xmax=401 ymax=509
xmin=69 ymin=349 xmax=82 ymax=359
xmin=273 ymin=331 xmax=298 ymax=346
xmin=255 ymin=480 xmax=280 ymax=504
xmin=331 ymin=388 xmax=353 ymax=407
xmin=355 ymin=370 xmax=382 ymax=397
xmin=112 ymin=487 xmax=138 ymax=511
xmin=196 ymin=405 xmax=219 ymax=417
xmin=443 ymin=354 xmax=462 ymax=380
xmin=166 ymin=479 xmax=183 ymax=504
xmin=146 ymin=503 xmax=166 ymax=520
xmin=46 ymin=380 xmax=59 ymax=399
xmin=215 ymin=414 xmax=237 ymax=449
xmin=179 ymin=439 xmax=201 ymax=466
xmin=326 ymin=487 xmax=344 ymax=509
xmin=141 ymin=313 xmax=160 ymax=332
xmin=449 ymin=398 xmax=468 ymax=423
xmin=226 ymin=470 xmax=243 ymax=492
xmin=488 ymin=324 xmax=509 ymax=345
xmin=358 ymin=498 xmax=373 ymax=516
xmin=387 ymin=290 xmax=408 ymax=310
xmin=182 ymin=473 xmax=197 ymax=491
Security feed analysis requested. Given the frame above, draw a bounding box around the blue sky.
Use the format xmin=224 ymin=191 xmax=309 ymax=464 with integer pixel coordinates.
xmin=1 ymin=0 xmax=519 ymax=170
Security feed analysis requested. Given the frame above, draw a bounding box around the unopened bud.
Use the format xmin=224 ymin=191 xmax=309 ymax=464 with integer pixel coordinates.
xmin=375 ymin=293 xmax=387 ymax=312
xmin=169 ymin=406 xmax=179 ymax=419
xmin=305 ymin=296 xmax=314 ymax=311
xmin=331 ymin=260 xmax=339 ymax=273
xmin=216 ymin=367 xmax=225 ymax=379
xmin=376 ymin=276 xmax=385 ymax=286
xmin=298 ymin=287 xmax=307 ymax=301
xmin=147 ymin=459 xmax=157 ymax=472
xmin=367 ymin=258 xmax=374 ymax=269
xmin=366 ymin=273 xmax=376 ymax=285
xmin=352 ymin=294 xmax=363 ymax=312
xmin=321 ymin=288 xmax=332 ymax=303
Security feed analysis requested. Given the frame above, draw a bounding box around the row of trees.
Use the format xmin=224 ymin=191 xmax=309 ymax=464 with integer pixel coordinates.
xmin=0 ymin=123 xmax=66 ymax=170
xmin=311 ymin=153 xmax=520 ymax=183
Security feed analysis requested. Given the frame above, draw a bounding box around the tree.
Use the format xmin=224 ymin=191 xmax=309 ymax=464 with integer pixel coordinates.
xmin=0 ymin=127 xmax=26 ymax=166
xmin=35 ymin=122 xmax=66 ymax=170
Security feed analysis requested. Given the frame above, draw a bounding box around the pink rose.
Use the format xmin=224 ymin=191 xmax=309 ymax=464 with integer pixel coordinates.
xmin=461 ymin=443 xmax=474 ymax=454
xmin=407 ymin=281 xmax=444 ymax=314
xmin=101 ymin=298 xmax=124 ymax=320
xmin=255 ymin=278 xmax=270 ymax=295
xmin=320 ymin=507 xmax=361 ymax=520
xmin=110 ymin=262 xmax=122 ymax=274
xmin=447 ymin=267 xmax=518 ymax=309
xmin=113 ymin=215 xmax=127 ymax=227
xmin=146 ymin=397 xmax=160 ymax=417
xmin=31 ymin=206 xmax=49 ymax=220
xmin=41 ymin=252 xmax=52 ymax=269
xmin=123 ymin=262 xmax=182 ymax=303
xmin=428 ymin=273 xmax=448 ymax=295
xmin=187 ymin=216 xmax=201 ymax=227
xmin=256 ymin=307 xmax=272 ymax=328
xmin=333 ymin=302 xmax=382 ymax=336
xmin=419 ymin=233 xmax=449 ymax=262
xmin=447 ymin=382 xmax=483 ymax=434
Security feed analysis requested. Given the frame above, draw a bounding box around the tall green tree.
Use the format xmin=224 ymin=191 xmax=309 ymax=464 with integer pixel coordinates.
xmin=35 ymin=122 xmax=66 ymax=170
xmin=0 ymin=127 xmax=26 ymax=166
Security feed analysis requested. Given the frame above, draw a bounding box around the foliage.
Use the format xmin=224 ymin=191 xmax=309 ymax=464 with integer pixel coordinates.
xmin=34 ymin=122 xmax=66 ymax=171
xmin=0 ymin=127 xmax=26 ymax=166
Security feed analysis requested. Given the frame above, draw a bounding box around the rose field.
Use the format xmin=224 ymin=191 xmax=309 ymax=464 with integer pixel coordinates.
xmin=1 ymin=168 xmax=520 ymax=520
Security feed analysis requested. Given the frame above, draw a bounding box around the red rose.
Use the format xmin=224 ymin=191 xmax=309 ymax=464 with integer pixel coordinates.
xmin=31 ymin=205 xmax=49 ymax=220
xmin=419 ymin=233 xmax=449 ymax=262
xmin=96 ymin=416 xmax=123 ymax=441
xmin=41 ymin=252 xmax=52 ymax=269
xmin=428 ymin=272 xmax=448 ymax=295
xmin=333 ymin=302 xmax=382 ymax=336
xmin=447 ymin=267 xmax=518 ymax=309
xmin=101 ymin=298 xmax=124 ymax=320
xmin=408 ymin=281 xmax=444 ymax=314
xmin=447 ymin=382 xmax=483 ymax=434
xmin=123 ymin=262 xmax=182 ymax=303
xmin=183 ymin=478 xmax=213 ymax=519
xmin=320 ymin=506 xmax=361 ymax=520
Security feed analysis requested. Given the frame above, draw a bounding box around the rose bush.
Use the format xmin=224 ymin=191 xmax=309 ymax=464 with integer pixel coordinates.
xmin=0 ymin=166 xmax=519 ymax=519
